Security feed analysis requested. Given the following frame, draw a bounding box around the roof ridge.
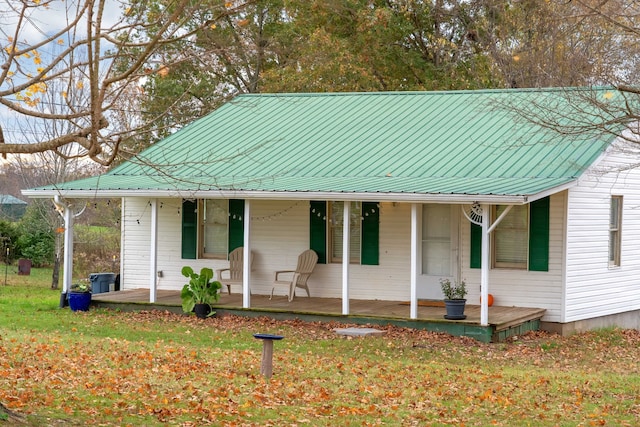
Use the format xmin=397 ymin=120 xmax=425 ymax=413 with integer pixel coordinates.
xmin=237 ymin=86 xmax=616 ymax=98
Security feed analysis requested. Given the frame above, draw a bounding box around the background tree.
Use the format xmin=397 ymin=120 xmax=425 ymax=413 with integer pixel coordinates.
xmin=132 ymin=0 xmax=506 ymax=145
xmin=493 ymin=1 xmax=640 ymax=146
xmin=3 ymin=0 xmax=639 ymax=163
xmin=121 ymin=0 xmax=289 ymax=151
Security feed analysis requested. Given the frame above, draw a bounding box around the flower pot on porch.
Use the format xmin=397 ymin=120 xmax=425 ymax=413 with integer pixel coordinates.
xmin=68 ymin=292 xmax=92 ymax=312
xmin=444 ymin=299 xmax=466 ymax=320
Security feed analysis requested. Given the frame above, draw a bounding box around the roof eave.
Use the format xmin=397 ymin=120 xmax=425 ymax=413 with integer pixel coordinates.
xmin=23 ymin=185 xmax=577 ymax=204
xmin=524 ymin=180 xmax=578 ymax=203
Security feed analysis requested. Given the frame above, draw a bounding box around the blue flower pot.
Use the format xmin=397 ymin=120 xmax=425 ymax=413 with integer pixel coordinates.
xmin=68 ymin=292 xmax=91 ymax=312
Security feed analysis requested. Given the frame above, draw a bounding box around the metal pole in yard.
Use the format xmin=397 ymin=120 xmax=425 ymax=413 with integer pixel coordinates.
xmin=4 ymin=247 xmax=9 ymax=286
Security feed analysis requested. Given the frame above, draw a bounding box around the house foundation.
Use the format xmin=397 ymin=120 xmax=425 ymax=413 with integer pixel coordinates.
xmin=541 ymin=309 xmax=640 ymax=336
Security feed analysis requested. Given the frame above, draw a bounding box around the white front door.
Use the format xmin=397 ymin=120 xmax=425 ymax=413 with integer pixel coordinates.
xmin=418 ymin=204 xmax=459 ymax=300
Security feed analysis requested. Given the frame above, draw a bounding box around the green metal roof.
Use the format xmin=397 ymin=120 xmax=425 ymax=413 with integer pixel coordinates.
xmin=25 ymin=88 xmax=624 ymax=203
xmin=0 ymin=195 xmax=27 ymax=205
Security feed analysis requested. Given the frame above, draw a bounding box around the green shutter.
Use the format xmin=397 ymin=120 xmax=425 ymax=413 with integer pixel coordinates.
xmin=228 ymin=199 xmax=245 ymax=253
xmin=470 ymin=223 xmax=481 ymax=269
xmin=181 ymin=199 xmax=197 ymax=259
xmin=529 ymin=196 xmax=550 ymax=271
xmin=309 ymin=201 xmax=327 ymax=264
xmin=361 ymin=202 xmax=379 ymax=265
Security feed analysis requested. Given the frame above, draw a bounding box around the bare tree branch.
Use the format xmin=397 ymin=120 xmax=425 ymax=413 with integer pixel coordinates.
xmin=0 ymin=0 xmax=253 ymax=165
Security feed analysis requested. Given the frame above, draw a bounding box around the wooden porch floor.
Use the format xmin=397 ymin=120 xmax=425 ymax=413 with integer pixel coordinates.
xmin=92 ymin=289 xmax=546 ymax=342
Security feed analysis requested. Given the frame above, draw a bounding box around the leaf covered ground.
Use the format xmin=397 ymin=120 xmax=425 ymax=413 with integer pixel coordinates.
xmin=0 ymin=307 xmax=638 ymax=426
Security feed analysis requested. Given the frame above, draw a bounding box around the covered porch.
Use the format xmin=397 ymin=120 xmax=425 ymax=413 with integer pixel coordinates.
xmin=91 ymin=289 xmax=546 ymax=343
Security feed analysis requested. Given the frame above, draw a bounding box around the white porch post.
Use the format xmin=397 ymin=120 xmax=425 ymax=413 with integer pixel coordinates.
xmin=480 ymin=204 xmax=490 ymax=326
xmin=242 ymin=200 xmax=251 ymax=308
xmin=149 ymin=199 xmax=158 ymax=303
xmin=410 ymin=203 xmax=418 ymax=319
xmin=54 ymin=196 xmax=74 ymax=294
xmin=342 ymin=201 xmax=350 ymax=315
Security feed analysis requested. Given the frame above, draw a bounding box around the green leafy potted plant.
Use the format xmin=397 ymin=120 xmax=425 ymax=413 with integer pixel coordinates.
xmin=440 ymin=278 xmax=467 ymax=320
xmin=180 ymin=266 xmax=222 ymax=318
xmin=68 ymin=281 xmax=92 ymax=312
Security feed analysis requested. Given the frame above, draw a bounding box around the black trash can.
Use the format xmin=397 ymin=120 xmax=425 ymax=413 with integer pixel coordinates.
xmin=89 ymin=273 xmax=115 ymax=294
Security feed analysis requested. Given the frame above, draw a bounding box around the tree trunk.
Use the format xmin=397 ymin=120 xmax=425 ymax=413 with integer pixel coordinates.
xmin=51 ymin=234 xmax=62 ymax=289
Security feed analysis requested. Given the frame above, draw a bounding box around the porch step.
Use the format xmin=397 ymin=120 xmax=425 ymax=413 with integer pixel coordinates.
xmin=333 ymin=327 xmax=387 ymax=337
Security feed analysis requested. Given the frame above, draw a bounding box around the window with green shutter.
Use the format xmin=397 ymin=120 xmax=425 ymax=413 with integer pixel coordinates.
xmin=469 ymin=197 xmax=549 ymax=271
xmin=228 ymin=199 xmax=245 ymax=253
xmin=529 ymin=197 xmax=549 ymax=271
xmin=309 ymin=201 xmax=327 ymax=264
xmin=311 ymin=201 xmax=379 ymax=265
xmin=181 ymin=199 xmax=244 ymax=260
xmin=470 ymin=223 xmax=482 ymax=269
xmin=361 ymin=202 xmax=379 ymax=265
xmin=181 ymin=199 xmax=198 ymax=259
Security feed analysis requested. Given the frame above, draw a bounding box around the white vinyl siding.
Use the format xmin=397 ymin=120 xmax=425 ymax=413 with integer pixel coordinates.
xmin=120 ymin=198 xmax=152 ymax=291
xmin=120 ymin=199 xmax=412 ymax=300
xmin=121 ymin=196 xmax=566 ymax=320
xmin=564 ymin=138 xmax=640 ymax=323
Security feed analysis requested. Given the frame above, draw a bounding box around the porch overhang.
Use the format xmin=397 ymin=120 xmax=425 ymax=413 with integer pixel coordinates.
xmin=22 ymin=179 xmax=578 ymax=205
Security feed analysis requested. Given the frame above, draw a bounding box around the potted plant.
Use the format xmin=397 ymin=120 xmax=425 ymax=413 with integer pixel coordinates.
xmin=440 ymin=278 xmax=467 ymax=320
xmin=180 ymin=266 xmax=222 ymax=318
xmin=68 ymin=281 xmax=92 ymax=312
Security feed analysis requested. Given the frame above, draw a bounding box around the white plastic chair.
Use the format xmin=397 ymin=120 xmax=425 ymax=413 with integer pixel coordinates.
xmin=216 ymin=247 xmax=253 ymax=294
xmin=271 ymin=249 xmax=318 ymax=302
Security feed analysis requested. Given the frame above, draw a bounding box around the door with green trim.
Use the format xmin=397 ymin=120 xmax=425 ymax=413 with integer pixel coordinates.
xmin=418 ymin=204 xmax=459 ymax=300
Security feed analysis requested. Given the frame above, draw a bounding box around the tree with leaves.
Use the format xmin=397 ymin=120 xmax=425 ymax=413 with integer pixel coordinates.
xmin=132 ymin=0 xmax=507 ymax=145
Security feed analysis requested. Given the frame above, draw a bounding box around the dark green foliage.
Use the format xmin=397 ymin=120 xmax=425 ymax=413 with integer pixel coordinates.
xmin=14 ymin=204 xmax=55 ymax=267
xmin=0 ymin=220 xmax=18 ymax=263
xmin=15 ymin=232 xmax=54 ymax=267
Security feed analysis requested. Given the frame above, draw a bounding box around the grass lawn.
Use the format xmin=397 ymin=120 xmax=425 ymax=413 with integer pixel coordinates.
xmin=0 ymin=267 xmax=638 ymax=426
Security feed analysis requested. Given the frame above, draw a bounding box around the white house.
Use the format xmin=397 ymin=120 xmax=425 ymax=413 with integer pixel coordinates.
xmin=24 ymin=88 xmax=640 ymax=337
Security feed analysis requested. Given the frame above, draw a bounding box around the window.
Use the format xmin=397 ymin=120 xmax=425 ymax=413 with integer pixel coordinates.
xmin=200 ymin=199 xmax=228 ymax=258
xmin=470 ymin=196 xmax=549 ymax=272
xmin=181 ymin=199 xmax=244 ymax=260
xmin=493 ymin=204 xmax=529 ymax=269
xmin=310 ymin=200 xmax=379 ymax=265
xmin=609 ymin=196 xmax=622 ymax=267
xmin=421 ymin=204 xmax=452 ymax=276
xmin=329 ymin=201 xmax=361 ymax=263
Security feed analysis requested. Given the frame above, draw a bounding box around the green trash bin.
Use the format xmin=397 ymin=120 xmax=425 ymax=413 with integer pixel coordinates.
xmin=89 ymin=273 xmax=115 ymax=294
